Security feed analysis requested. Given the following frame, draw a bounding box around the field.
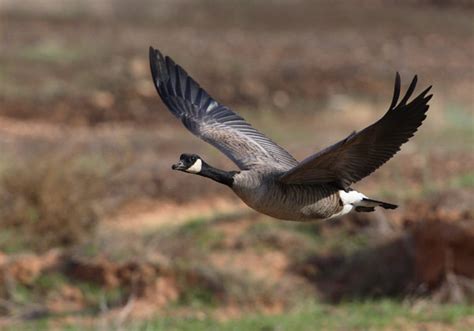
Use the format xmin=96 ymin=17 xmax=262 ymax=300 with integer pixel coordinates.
xmin=0 ymin=0 xmax=473 ymax=330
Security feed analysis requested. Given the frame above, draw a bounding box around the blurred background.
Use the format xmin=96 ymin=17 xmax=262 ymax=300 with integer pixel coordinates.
xmin=0 ymin=0 xmax=473 ymax=330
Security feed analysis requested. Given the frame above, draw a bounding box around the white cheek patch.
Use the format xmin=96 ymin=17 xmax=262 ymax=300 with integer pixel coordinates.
xmin=186 ymin=159 xmax=202 ymax=174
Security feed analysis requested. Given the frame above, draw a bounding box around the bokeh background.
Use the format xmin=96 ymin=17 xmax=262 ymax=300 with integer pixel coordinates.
xmin=0 ymin=0 xmax=473 ymax=330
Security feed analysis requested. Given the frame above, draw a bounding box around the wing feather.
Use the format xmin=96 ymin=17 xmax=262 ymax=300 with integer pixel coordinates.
xmin=280 ymin=73 xmax=432 ymax=188
xmin=149 ymin=47 xmax=297 ymax=170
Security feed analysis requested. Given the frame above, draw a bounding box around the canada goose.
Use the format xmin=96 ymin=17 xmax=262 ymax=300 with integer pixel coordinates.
xmin=149 ymin=47 xmax=432 ymax=221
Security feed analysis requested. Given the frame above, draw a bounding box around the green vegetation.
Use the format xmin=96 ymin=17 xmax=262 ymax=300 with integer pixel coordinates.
xmin=450 ymin=172 xmax=474 ymax=189
xmin=244 ymin=216 xmax=373 ymax=257
xmin=10 ymin=299 xmax=474 ymax=331
xmin=175 ymin=301 xmax=474 ymax=331
xmin=172 ymin=219 xmax=225 ymax=251
xmin=76 ymin=281 xmax=124 ymax=307
xmin=18 ymin=41 xmax=85 ymax=64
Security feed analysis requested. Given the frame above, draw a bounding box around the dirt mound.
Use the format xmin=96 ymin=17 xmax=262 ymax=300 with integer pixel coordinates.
xmin=0 ymin=250 xmax=62 ymax=288
xmin=297 ymin=234 xmax=416 ymax=301
xmin=296 ymin=195 xmax=474 ymax=303
xmin=65 ymin=256 xmax=178 ymax=305
xmin=414 ymin=218 xmax=474 ymax=288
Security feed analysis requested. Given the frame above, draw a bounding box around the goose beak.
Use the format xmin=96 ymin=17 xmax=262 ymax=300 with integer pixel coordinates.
xmin=172 ymin=161 xmax=185 ymax=170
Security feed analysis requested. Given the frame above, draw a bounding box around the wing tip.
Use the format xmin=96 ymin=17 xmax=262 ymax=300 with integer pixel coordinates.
xmin=390 ymin=73 xmax=434 ymax=111
xmin=149 ymin=46 xmax=167 ymax=86
xmin=399 ymin=74 xmax=418 ymax=106
xmin=424 ymin=93 xmax=433 ymax=104
xmin=389 ymin=72 xmax=402 ymax=110
xmin=423 ymin=85 xmax=433 ymax=99
xmin=149 ymin=46 xmax=163 ymax=67
xmin=149 ymin=46 xmax=157 ymax=79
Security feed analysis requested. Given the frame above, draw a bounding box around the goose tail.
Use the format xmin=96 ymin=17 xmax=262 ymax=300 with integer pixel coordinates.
xmin=339 ymin=190 xmax=397 ymax=213
xmin=355 ymin=197 xmax=398 ymax=212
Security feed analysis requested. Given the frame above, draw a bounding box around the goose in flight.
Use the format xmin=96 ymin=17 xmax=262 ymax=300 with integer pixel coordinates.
xmin=149 ymin=47 xmax=432 ymax=221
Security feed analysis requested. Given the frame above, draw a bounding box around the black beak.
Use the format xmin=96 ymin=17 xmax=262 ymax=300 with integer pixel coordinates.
xmin=172 ymin=161 xmax=185 ymax=170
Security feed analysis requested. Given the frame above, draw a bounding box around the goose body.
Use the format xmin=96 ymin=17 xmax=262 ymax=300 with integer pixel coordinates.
xmin=149 ymin=47 xmax=432 ymax=222
xmin=233 ymin=170 xmax=342 ymax=221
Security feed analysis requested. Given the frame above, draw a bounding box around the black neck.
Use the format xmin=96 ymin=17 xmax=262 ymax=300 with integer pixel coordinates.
xmin=198 ymin=162 xmax=237 ymax=187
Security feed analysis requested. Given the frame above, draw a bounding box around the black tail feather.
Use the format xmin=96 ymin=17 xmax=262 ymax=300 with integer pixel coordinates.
xmin=361 ymin=198 xmax=398 ymax=210
xmin=355 ymin=206 xmax=376 ymax=213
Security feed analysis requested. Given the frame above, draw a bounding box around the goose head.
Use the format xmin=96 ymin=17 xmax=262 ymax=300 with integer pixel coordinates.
xmin=172 ymin=153 xmax=203 ymax=174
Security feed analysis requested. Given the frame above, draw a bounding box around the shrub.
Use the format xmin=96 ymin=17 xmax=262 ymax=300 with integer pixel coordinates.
xmin=0 ymin=152 xmax=109 ymax=252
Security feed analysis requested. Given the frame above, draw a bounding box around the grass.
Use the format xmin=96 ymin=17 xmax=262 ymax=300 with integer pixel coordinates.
xmin=450 ymin=171 xmax=474 ymax=189
xmin=150 ymin=219 xmax=226 ymax=259
xmin=9 ymin=299 xmax=474 ymax=331
xmin=1 ymin=271 xmax=126 ymax=320
xmin=16 ymin=38 xmax=88 ymax=65
xmin=245 ymin=216 xmax=374 ymax=258
xmin=169 ymin=259 xmax=283 ymax=309
xmin=76 ymin=281 xmax=124 ymax=308
xmin=173 ymin=220 xmax=225 ymax=251
xmin=121 ymin=300 xmax=474 ymax=331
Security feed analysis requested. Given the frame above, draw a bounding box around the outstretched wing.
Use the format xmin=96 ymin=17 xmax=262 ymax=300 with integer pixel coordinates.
xmin=149 ymin=47 xmax=298 ymax=170
xmin=279 ymin=73 xmax=432 ymax=188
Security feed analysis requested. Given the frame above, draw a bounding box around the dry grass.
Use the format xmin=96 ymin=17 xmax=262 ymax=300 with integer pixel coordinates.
xmin=0 ymin=153 xmax=107 ymax=252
